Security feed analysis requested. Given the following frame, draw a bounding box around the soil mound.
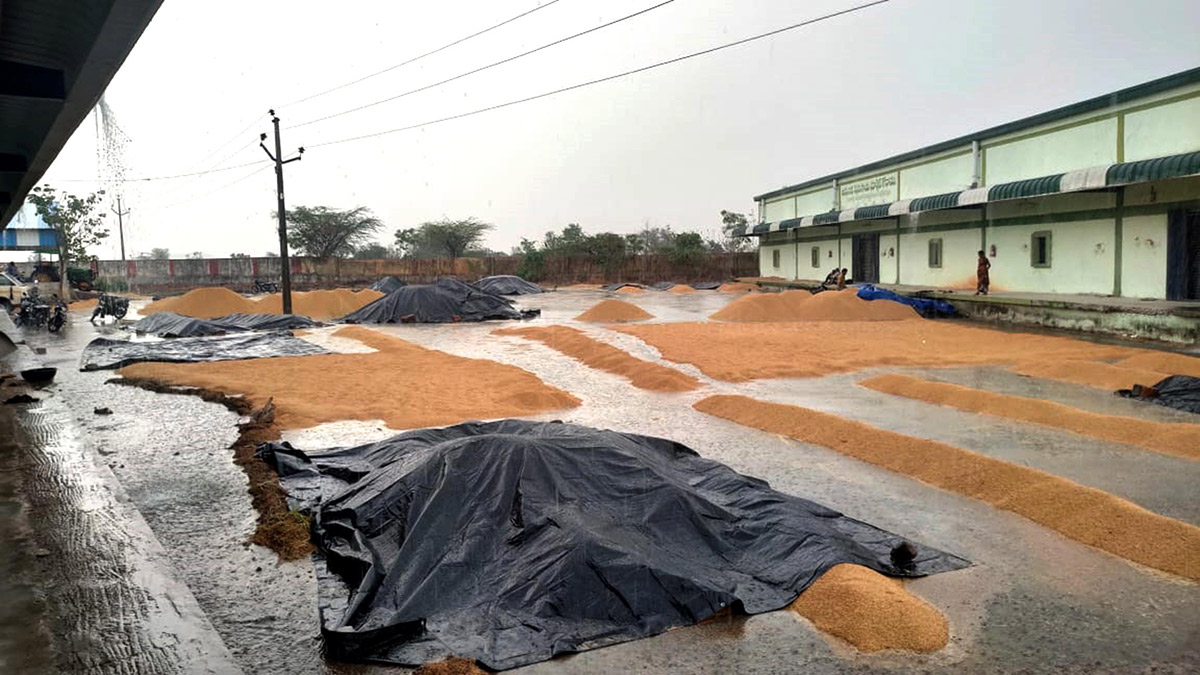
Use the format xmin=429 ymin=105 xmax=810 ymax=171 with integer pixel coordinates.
xmin=576 ymin=299 xmax=653 ymax=323
xmin=694 ymin=394 xmax=1200 ymax=581
xmin=495 ymin=326 xmax=701 ymax=392
xmin=790 ymin=564 xmax=949 ymax=652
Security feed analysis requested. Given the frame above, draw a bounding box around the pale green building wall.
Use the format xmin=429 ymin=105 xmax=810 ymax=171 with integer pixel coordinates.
xmin=795 ymin=188 xmax=835 ymax=217
xmin=983 ymin=118 xmax=1119 ymax=185
xmin=1121 ymin=214 xmax=1169 ymax=299
xmin=899 ymin=153 xmax=974 ymax=200
xmin=1123 ymin=95 xmax=1200 ymax=161
xmin=763 ymin=197 xmax=795 ymax=223
xmin=984 ymin=218 xmax=1116 ymax=294
xmin=898 ymin=228 xmax=981 ymax=289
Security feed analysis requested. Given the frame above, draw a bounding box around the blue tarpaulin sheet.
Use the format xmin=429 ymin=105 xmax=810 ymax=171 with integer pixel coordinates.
xmin=856 ymin=284 xmax=956 ymax=318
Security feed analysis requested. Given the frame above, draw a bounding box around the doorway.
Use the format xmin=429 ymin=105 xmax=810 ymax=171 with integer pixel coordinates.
xmin=852 ymin=233 xmax=880 ymax=284
xmin=1166 ymin=210 xmax=1200 ymax=300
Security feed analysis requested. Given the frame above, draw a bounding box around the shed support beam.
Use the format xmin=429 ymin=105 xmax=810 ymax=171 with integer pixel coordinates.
xmin=0 ymin=60 xmax=67 ymax=99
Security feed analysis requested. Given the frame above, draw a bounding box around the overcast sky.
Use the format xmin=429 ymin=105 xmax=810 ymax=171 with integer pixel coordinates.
xmin=31 ymin=0 xmax=1200 ymax=259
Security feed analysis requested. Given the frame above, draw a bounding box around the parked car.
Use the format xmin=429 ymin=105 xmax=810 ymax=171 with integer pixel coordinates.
xmin=0 ymin=271 xmax=36 ymax=311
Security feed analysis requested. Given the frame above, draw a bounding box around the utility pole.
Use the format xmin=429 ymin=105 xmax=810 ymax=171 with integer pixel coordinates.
xmin=111 ymin=194 xmax=130 ymax=261
xmin=260 ymin=109 xmax=304 ymax=313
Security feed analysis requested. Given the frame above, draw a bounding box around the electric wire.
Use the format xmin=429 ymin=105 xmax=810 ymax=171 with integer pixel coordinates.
xmin=308 ymin=0 xmax=890 ymax=149
xmin=280 ymin=0 xmax=569 ymax=108
xmin=289 ymin=0 xmax=675 ymax=129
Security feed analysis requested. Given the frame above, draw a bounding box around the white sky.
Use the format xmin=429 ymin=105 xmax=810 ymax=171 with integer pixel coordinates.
xmin=32 ymin=0 xmax=1200 ymax=259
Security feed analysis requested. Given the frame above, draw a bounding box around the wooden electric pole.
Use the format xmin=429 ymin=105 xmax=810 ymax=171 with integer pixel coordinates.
xmin=260 ymin=109 xmax=304 ymax=313
xmin=111 ymin=195 xmax=130 ymax=261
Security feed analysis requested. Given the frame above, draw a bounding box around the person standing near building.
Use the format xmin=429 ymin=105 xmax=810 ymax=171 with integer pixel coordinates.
xmin=976 ymin=250 xmax=991 ymax=295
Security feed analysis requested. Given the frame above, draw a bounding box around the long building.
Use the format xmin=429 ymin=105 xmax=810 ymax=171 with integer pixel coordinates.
xmin=736 ymin=68 xmax=1200 ymax=301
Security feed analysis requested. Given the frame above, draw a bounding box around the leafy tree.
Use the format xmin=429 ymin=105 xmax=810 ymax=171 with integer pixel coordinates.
xmin=186 ymin=251 xmax=204 ymax=259
xmin=230 ymin=253 xmax=250 ymax=258
xmin=515 ymin=238 xmax=547 ymax=281
xmin=589 ymin=232 xmax=628 ymax=273
xmin=281 ymin=206 xmax=383 ymax=259
xmin=670 ymin=231 xmax=706 ymax=265
xmin=636 ymin=225 xmax=676 ymax=254
xmin=417 ymin=217 xmax=493 ymax=261
xmin=717 ymin=210 xmax=753 ymax=253
xmin=25 ymin=186 xmax=109 ymax=294
xmin=263 ymin=250 xmax=279 ymax=258
xmin=353 ymin=242 xmax=395 ymax=259
xmin=151 ymin=248 xmax=170 ymax=259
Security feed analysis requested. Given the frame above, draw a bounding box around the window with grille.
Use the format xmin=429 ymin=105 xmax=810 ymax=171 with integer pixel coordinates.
xmin=1031 ymin=231 xmax=1052 ymax=267
xmin=928 ymin=238 xmax=943 ymax=268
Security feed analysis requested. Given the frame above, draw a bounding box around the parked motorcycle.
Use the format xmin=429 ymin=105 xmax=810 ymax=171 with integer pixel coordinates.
xmin=90 ymin=292 xmax=130 ymax=322
xmin=47 ymin=296 xmax=67 ymax=333
xmin=13 ymin=288 xmax=50 ymax=329
xmin=253 ymin=278 xmax=280 ymax=294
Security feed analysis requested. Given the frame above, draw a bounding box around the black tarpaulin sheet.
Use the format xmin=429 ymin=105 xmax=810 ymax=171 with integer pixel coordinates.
xmin=690 ymin=281 xmax=722 ymax=290
xmin=472 ymin=275 xmax=544 ymax=295
xmin=134 ymin=311 xmax=319 ymax=337
xmin=600 ymin=283 xmax=646 ymax=292
xmin=342 ymin=279 xmax=539 ymax=324
xmin=1116 ymin=375 xmax=1200 ymax=414
xmin=81 ymin=331 xmax=328 ymax=370
xmin=259 ymin=419 xmax=969 ymax=670
xmin=649 ymin=281 xmax=676 ymax=291
xmin=369 ymin=276 xmax=408 ymax=294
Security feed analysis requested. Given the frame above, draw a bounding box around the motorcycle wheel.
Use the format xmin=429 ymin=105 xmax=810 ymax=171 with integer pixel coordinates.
xmin=114 ymin=304 xmax=128 ymax=319
xmin=48 ymin=314 xmax=64 ymax=333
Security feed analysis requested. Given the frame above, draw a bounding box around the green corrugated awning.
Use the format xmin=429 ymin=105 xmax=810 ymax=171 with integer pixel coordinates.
xmin=1107 ymin=150 xmax=1200 ymax=185
xmin=987 ymin=174 xmax=1064 ymax=201
xmin=907 ymin=191 xmax=961 ymax=212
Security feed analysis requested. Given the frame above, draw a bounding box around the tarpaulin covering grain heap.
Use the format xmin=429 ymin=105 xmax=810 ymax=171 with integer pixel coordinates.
xmin=472 ymin=275 xmax=544 ymax=295
xmin=134 ymin=311 xmax=319 ymax=337
xmin=341 ymin=279 xmax=538 ymax=324
xmin=600 ymin=283 xmax=646 ymax=292
xmin=1117 ymin=375 xmax=1200 ymax=414
xmin=81 ymin=331 xmax=327 ymax=370
xmin=258 ymin=419 xmax=969 ymax=670
xmin=369 ymin=276 xmax=408 ymax=294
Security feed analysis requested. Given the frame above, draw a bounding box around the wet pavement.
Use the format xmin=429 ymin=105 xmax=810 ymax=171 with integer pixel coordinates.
xmin=5 ymin=289 xmax=1200 ymax=673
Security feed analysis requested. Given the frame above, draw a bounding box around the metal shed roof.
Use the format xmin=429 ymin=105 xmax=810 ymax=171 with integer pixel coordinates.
xmin=736 ymin=150 xmax=1200 ymax=237
xmin=0 ymin=0 xmax=164 ymax=229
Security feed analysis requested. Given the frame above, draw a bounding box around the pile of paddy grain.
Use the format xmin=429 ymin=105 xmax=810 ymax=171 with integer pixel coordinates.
xmin=711 ymin=288 xmax=918 ymax=322
xmin=141 ymin=287 xmax=257 ymax=318
xmin=255 ymin=288 xmax=382 ymax=320
xmin=790 ymin=564 xmax=949 ymax=652
xmin=140 ymin=286 xmax=382 ymax=320
xmin=576 ymin=299 xmax=653 ymax=323
xmin=717 ymin=282 xmax=757 ymax=292
xmin=668 ymin=284 xmax=696 ymax=294
xmin=615 ymin=285 xmax=645 ymax=295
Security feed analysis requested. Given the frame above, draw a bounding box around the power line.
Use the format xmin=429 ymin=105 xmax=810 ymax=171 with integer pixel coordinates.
xmin=280 ymin=0 xmax=569 ymax=109
xmin=289 ymin=0 xmax=675 ymax=130
xmin=138 ymin=164 xmax=271 ymax=211
xmin=53 ymin=159 xmax=271 ymax=183
xmin=309 ymin=0 xmax=890 ymax=149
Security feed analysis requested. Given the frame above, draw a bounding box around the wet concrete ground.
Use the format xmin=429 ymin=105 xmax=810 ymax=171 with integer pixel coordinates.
xmin=6 ymin=289 xmax=1200 ymax=673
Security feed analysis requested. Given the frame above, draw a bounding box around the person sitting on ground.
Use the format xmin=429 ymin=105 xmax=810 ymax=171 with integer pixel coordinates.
xmin=821 ymin=267 xmax=840 ymax=288
xmin=836 ymin=268 xmax=848 ymax=290
xmin=976 ymin=250 xmax=991 ymax=295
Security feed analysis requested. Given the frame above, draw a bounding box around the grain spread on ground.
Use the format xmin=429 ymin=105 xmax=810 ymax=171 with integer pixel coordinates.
xmin=141 ymin=286 xmax=382 ymax=320
xmin=493 ymin=325 xmax=701 ymax=392
xmin=861 ymin=374 xmax=1200 ymax=461
xmin=616 ymin=321 xmax=1138 ymax=382
xmin=1118 ymin=351 xmax=1200 ymax=378
xmin=694 ymin=394 xmax=1200 ymax=580
xmin=615 ymin=285 xmax=646 ymax=294
xmin=413 ymin=658 xmax=487 ymax=675
xmin=557 ymin=283 xmax=604 ymax=290
xmin=717 ymin=282 xmax=757 ymax=292
xmin=668 ymin=284 xmax=696 ymax=294
xmin=117 ymin=326 xmax=579 ymax=430
xmin=789 ymin=564 xmax=949 ymax=653
xmin=1008 ymin=359 xmax=1170 ymax=391
xmin=711 ymin=288 xmax=918 ymax=323
xmin=575 ymin=299 xmax=654 ymax=323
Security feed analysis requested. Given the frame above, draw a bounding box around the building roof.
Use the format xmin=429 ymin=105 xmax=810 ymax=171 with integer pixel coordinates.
xmin=754 ymin=66 xmax=1200 ymax=203
xmin=0 ymin=0 xmax=164 ymax=229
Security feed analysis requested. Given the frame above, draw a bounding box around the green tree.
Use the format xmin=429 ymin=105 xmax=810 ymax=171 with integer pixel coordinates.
xmin=515 ymin=238 xmax=547 ymax=281
xmin=670 ymin=231 xmax=706 ymax=265
xmin=149 ymin=248 xmax=170 ymax=259
xmin=417 ymin=217 xmax=493 ymax=261
xmin=589 ymin=232 xmax=628 ymax=273
xmin=353 ymin=242 xmax=395 ymax=259
xmin=637 ymin=225 xmax=676 ymax=254
xmin=717 ymin=210 xmax=753 ymax=253
xmin=25 ymin=186 xmax=109 ymax=295
xmin=281 ymin=205 xmax=383 ymax=259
